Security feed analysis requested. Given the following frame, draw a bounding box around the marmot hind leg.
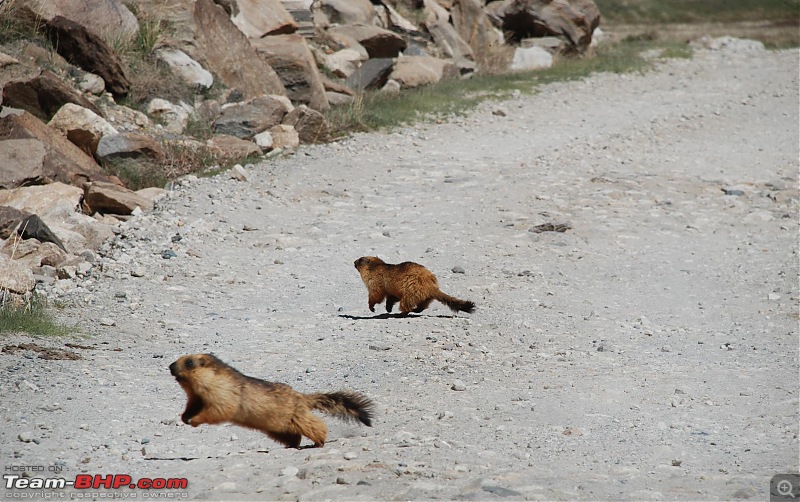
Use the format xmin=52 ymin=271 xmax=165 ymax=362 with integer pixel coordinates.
xmin=413 ymin=298 xmax=433 ymax=313
xmin=291 ymin=412 xmax=329 ymax=448
xmin=265 ymin=431 xmax=302 ymax=449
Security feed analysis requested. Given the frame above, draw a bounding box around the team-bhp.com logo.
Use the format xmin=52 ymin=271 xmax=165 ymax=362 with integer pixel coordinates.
xmin=4 ymin=472 xmax=188 ymax=498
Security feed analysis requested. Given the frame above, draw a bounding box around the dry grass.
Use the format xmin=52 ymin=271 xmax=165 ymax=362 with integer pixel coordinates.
xmin=474 ymin=39 xmax=515 ymax=75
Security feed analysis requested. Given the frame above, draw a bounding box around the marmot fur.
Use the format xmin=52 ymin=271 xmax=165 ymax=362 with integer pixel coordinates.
xmin=354 ymin=256 xmax=475 ymax=315
xmin=169 ymin=354 xmax=374 ymax=448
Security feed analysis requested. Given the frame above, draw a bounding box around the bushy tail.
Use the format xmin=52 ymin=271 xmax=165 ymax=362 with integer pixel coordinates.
xmin=307 ymin=391 xmax=374 ymax=426
xmin=435 ymin=292 xmax=476 ymax=313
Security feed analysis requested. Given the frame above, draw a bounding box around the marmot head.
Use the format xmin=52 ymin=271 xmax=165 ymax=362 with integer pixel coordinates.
xmin=169 ymin=353 xmax=219 ymax=382
xmin=354 ymin=256 xmax=384 ymax=271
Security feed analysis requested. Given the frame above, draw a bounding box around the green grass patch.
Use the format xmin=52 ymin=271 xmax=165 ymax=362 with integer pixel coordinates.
xmin=596 ymin=0 xmax=800 ymax=23
xmin=327 ymin=38 xmax=667 ymax=135
xmin=0 ymin=294 xmax=71 ymax=337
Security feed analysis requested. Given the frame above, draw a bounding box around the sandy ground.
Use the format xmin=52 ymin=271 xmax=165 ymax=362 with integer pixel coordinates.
xmin=1 ymin=43 xmax=798 ymax=501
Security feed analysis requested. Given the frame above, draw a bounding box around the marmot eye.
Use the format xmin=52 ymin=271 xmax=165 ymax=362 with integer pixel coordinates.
xmin=185 ymin=359 xmax=194 ymax=368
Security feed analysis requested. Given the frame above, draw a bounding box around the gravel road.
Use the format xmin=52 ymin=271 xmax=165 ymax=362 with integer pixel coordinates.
xmin=2 ymin=41 xmax=798 ymax=501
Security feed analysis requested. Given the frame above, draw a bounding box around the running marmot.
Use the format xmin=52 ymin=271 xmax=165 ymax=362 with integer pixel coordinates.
xmin=354 ymin=256 xmax=475 ymax=315
xmin=169 ymin=354 xmax=374 ymax=448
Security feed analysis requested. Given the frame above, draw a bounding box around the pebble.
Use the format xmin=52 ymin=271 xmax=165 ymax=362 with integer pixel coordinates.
xmin=452 ymin=266 xmax=466 ymax=274
xmin=451 ymin=380 xmax=467 ymax=391
xmin=18 ymin=432 xmax=34 ymax=443
xmin=99 ymin=318 xmax=116 ymax=326
xmin=343 ymin=452 xmax=358 ymax=460
xmin=161 ymin=250 xmax=177 ymax=259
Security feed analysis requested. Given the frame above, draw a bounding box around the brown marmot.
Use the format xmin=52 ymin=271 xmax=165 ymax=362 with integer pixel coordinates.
xmin=169 ymin=354 xmax=374 ymax=448
xmin=354 ymin=256 xmax=475 ymax=315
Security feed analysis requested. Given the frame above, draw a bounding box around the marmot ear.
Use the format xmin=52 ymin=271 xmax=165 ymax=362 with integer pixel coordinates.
xmin=198 ymin=356 xmax=207 ymax=367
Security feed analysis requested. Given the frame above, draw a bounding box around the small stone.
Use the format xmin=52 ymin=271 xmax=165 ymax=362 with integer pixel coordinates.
xmin=452 ymin=266 xmax=466 ymax=274
xmin=131 ymin=267 xmax=146 ymax=277
xmin=22 ymin=380 xmax=40 ymax=392
xmin=230 ymin=164 xmax=249 ymax=182
xmin=768 ymin=293 xmax=781 ymax=300
xmin=492 ymin=108 xmax=507 ymax=117
xmin=161 ymin=250 xmax=177 ymax=259
xmin=722 ymin=188 xmax=745 ymax=196
xmin=451 ymin=380 xmax=466 ymax=391
xmin=140 ymin=438 xmax=150 ymax=444
xmin=281 ymin=466 xmax=299 ymax=477
xmin=76 ymin=262 xmax=92 ymax=276
xmin=483 ymin=486 xmax=521 ymax=497
xmin=335 ymin=477 xmax=348 ymax=485
xmin=343 ymin=452 xmax=358 ymax=460
xmin=671 ymin=459 xmax=682 ymax=467
xmin=18 ymin=432 xmax=34 ymax=443
xmin=99 ymin=318 xmax=116 ymax=326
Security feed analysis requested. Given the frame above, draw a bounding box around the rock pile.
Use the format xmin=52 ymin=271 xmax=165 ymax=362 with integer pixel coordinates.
xmin=0 ymin=0 xmax=601 ymax=297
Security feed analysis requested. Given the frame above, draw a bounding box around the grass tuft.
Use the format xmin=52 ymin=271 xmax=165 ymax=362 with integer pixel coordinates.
xmin=0 ymin=293 xmax=71 ymax=337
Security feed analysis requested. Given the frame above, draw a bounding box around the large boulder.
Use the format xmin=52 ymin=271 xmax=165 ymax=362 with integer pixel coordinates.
xmin=487 ymin=0 xmax=600 ymax=50
xmin=48 ymin=103 xmax=118 ymax=156
xmin=44 ymin=16 xmax=131 ymax=98
xmin=390 ymin=55 xmax=458 ymax=88
xmin=146 ymin=99 xmax=191 ymax=134
xmin=424 ymin=19 xmax=474 ymax=60
xmin=206 ymin=134 xmax=262 ymax=158
xmin=312 ymin=0 xmax=377 ymax=29
xmin=212 ymin=95 xmax=290 ymax=139
xmin=250 ymin=34 xmax=329 ymax=113
xmin=451 ymin=0 xmax=503 ymax=55
xmin=17 ymin=0 xmax=139 ymax=43
xmin=0 ymin=112 xmax=111 ymax=188
xmin=16 ymin=214 xmax=67 ymax=252
xmin=509 ymin=45 xmax=553 ymax=70
xmin=282 ymin=105 xmax=329 ymax=144
xmin=0 ymin=206 xmax=32 ymax=240
xmin=327 ymin=24 xmax=407 ymax=58
xmin=0 ymin=139 xmax=47 ymax=189
xmin=324 ymin=48 xmax=365 ymax=78
xmin=0 ymin=183 xmax=84 ymax=221
xmin=228 ymin=0 xmax=298 ymax=37
xmin=155 ymin=48 xmax=214 ymax=89
xmin=2 ymin=70 xmax=102 ymax=121
xmin=381 ymin=2 xmax=423 ymax=34
xmin=268 ymin=124 xmax=299 ymax=150
xmin=193 ymin=0 xmax=287 ymax=99
xmin=96 ymin=133 xmax=165 ymax=162
xmin=345 ymin=58 xmax=395 ymax=90
xmin=0 ymin=253 xmax=35 ymax=294
xmin=83 ymin=181 xmax=154 ymax=215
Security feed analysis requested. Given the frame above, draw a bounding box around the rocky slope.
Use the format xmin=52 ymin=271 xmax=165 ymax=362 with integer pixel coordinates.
xmin=1 ymin=42 xmax=798 ymax=500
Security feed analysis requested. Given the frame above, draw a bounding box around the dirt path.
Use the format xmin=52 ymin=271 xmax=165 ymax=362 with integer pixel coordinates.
xmin=2 ymin=43 xmax=798 ymax=501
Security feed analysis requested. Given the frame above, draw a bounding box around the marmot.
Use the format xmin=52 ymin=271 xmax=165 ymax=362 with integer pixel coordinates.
xmin=354 ymin=256 xmax=475 ymax=315
xmin=169 ymin=354 xmax=374 ymax=448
